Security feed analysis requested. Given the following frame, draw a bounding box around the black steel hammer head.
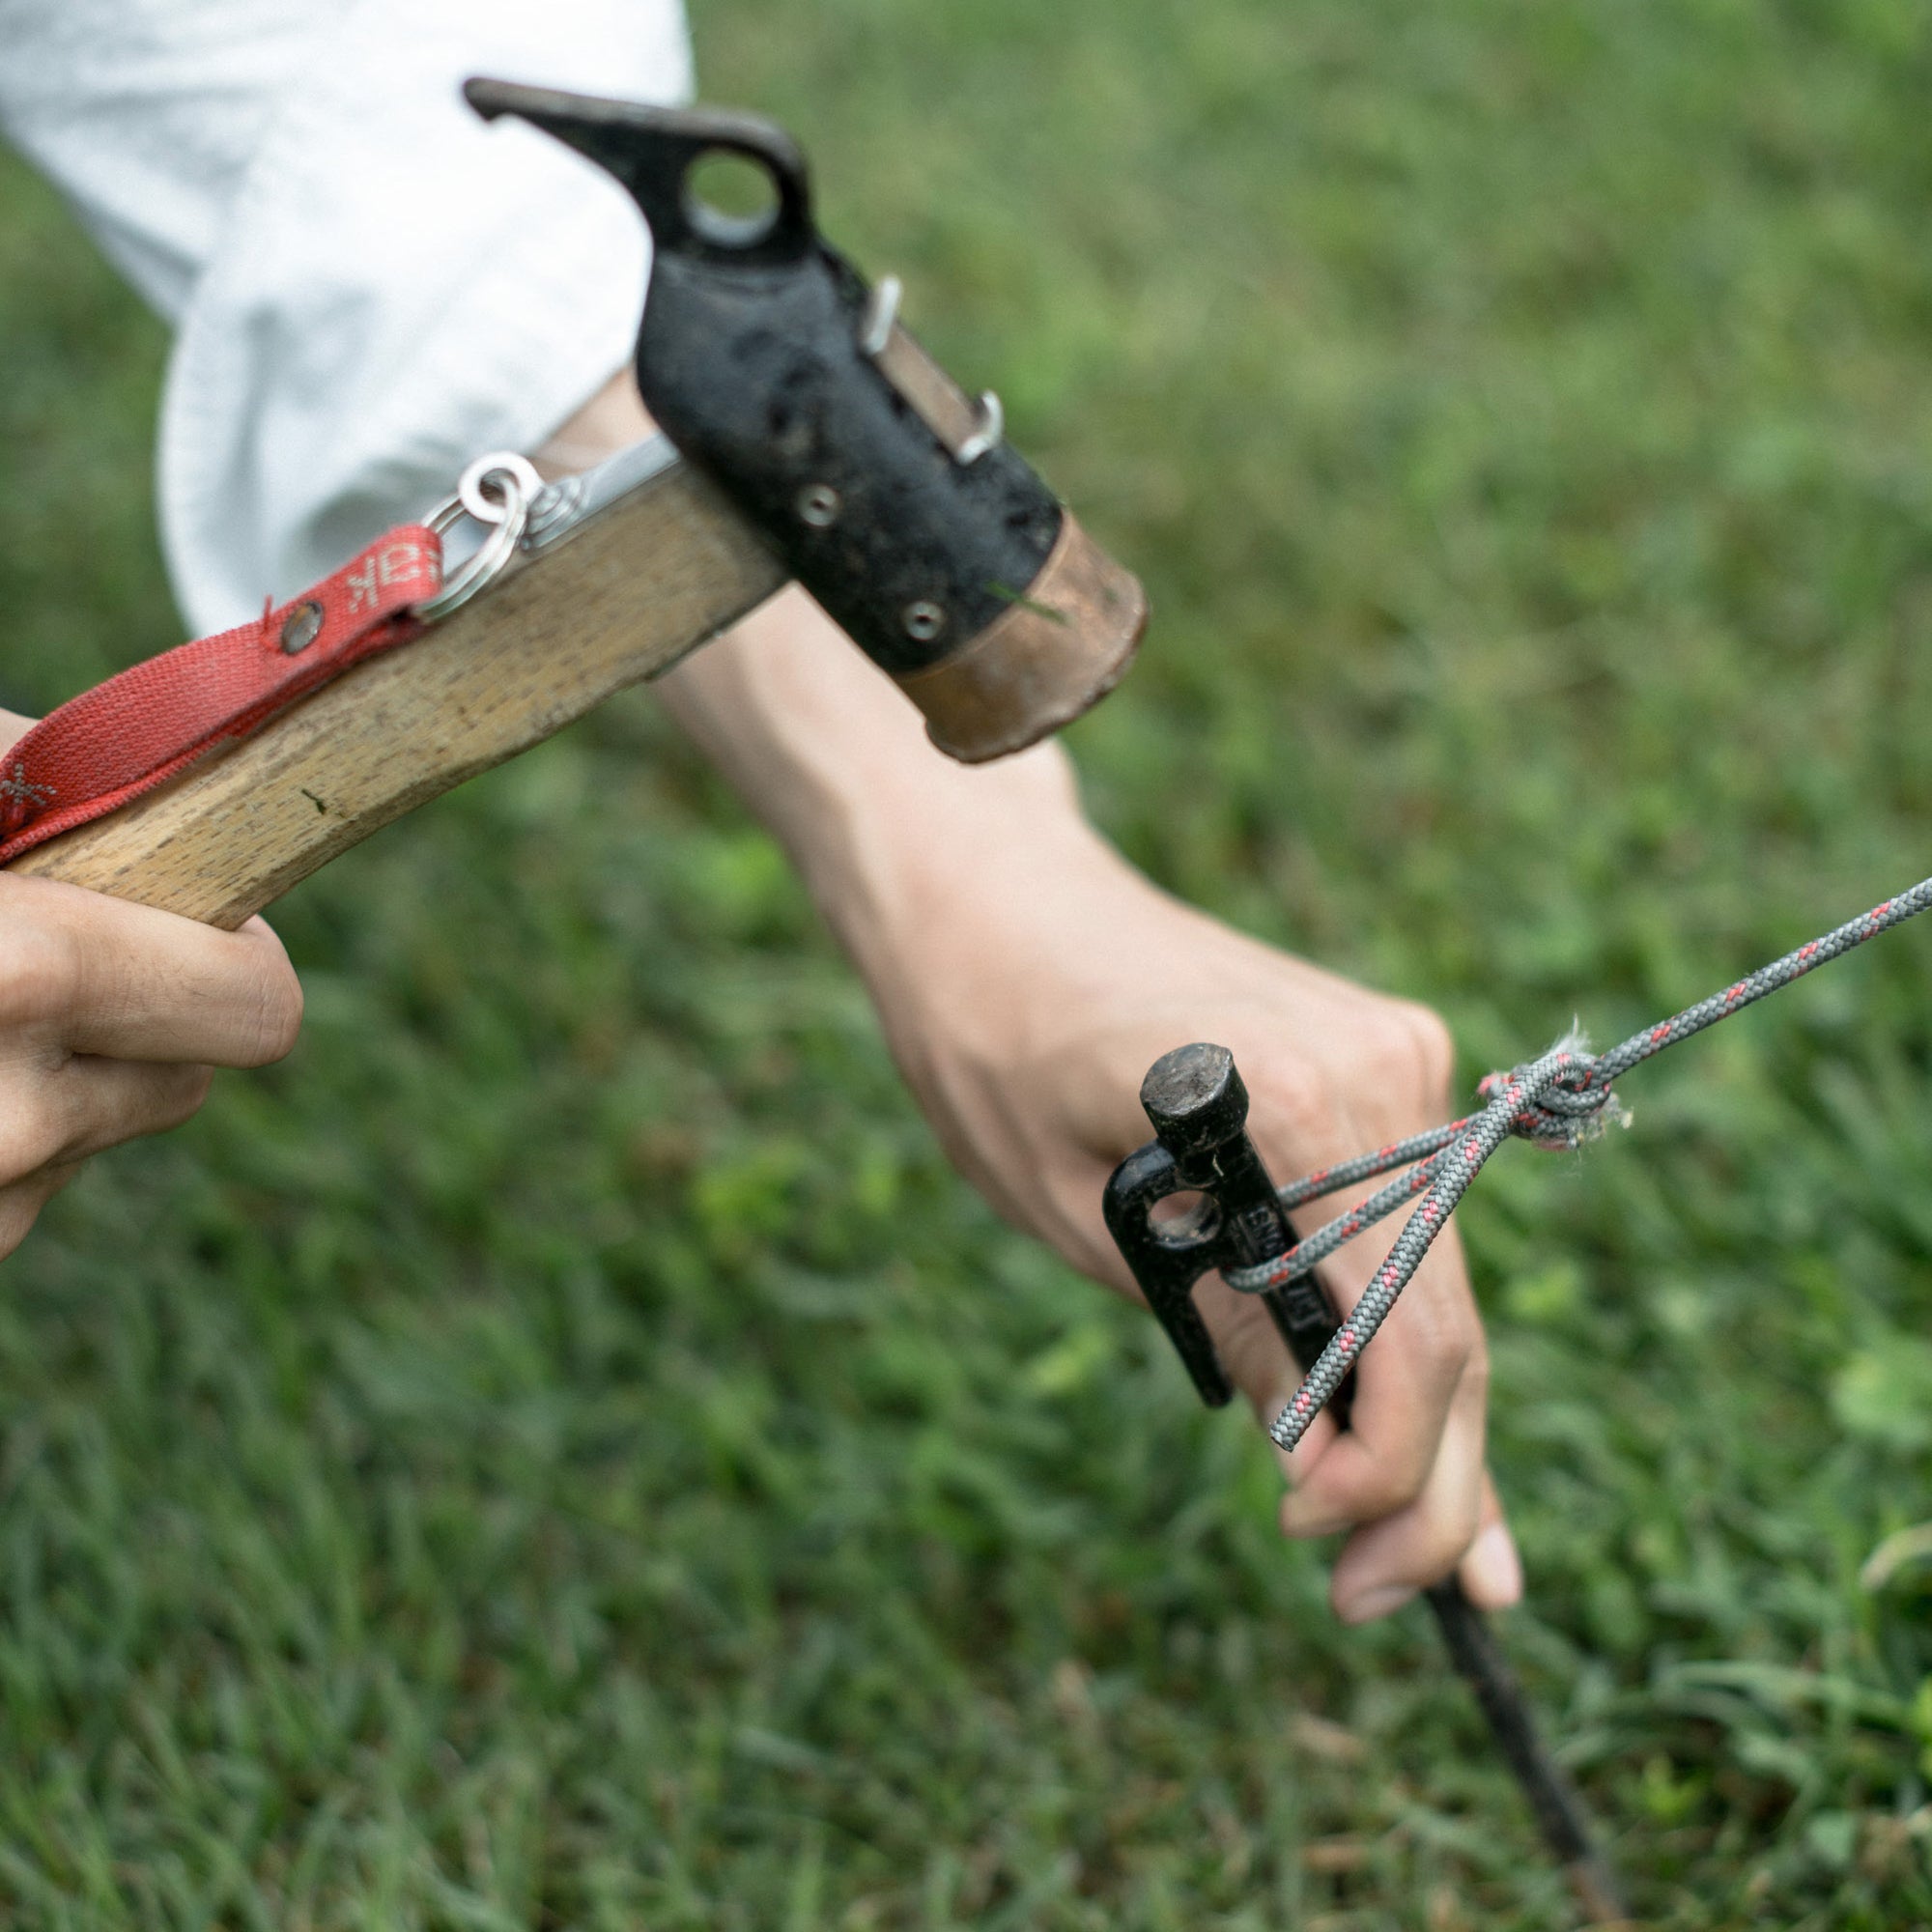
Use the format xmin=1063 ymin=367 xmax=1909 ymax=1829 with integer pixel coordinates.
xmin=466 ymin=77 xmax=1148 ymax=763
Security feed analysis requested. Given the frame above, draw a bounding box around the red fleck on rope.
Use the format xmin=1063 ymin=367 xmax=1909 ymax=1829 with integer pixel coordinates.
xmin=1220 ymin=877 xmax=1932 ymax=1452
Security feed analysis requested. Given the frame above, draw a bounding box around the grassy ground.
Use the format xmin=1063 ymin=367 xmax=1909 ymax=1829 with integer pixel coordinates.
xmin=3 ymin=0 xmax=1932 ymax=1923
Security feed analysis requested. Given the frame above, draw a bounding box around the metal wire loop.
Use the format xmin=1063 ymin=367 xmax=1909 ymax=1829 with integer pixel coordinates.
xmin=414 ymin=452 xmax=543 ymax=622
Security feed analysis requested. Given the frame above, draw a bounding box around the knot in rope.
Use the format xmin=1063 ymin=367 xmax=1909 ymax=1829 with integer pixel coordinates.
xmin=1477 ymin=1032 xmax=1632 ymax=1151
xmin=1248 ymin=877 xmax=1932 ymax=1453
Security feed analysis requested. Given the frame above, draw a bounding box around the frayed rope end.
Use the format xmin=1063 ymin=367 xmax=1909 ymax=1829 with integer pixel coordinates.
xmin=1483 ymin=1026 xmax=1634 ymax=1151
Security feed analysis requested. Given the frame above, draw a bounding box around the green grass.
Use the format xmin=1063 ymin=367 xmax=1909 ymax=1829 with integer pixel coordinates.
xmin=4 ymin=0 xmax=1932 ymax=1923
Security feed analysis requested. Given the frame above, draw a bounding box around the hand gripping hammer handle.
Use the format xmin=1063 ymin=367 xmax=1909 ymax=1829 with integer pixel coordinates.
xmin=1103 ymin=1043 xmax=1629 ymax=1925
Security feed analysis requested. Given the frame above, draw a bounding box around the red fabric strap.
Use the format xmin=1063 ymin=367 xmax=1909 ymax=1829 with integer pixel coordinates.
xmin=0 ymin=526 xmax=442 ymax=867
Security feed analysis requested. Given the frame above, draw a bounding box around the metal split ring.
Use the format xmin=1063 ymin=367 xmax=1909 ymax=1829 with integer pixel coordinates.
xmin=414 ymin=452 xmax=543 ymax=622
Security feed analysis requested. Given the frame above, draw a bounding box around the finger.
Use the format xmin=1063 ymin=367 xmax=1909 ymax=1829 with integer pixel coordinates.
xmin=0 ymin=876 xmax=301 ymax=1066
xmin=1235 ymin=1045 xmax=1475 ymax=1532
xmin=1456 ymin=1472 xmax=1523 ymax=1610
xmin=1325 ymin=1364 xmax=1497 ymax=1624
xmin=1275 ymin=1230 xmax=1478 ymax=1534
xmin=0 ymin=1056 xmax=213 ymax=1185
xmin=0 ymin=708 xmax=36 ymax=756
xmin=1190 ymin=1270 xmax=1345 ymax=1468
xmin=0 ymin=1159 xmax=83 ymax=1262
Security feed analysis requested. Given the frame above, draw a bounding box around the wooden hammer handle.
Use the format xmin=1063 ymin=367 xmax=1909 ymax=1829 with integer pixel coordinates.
xmin=6 ymin=461 xmax=785 ymax=929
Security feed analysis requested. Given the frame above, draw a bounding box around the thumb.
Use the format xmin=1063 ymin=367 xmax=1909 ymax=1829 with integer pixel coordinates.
xmin=1189 ymin=1271 xmax=1346 ymax=1483
xmin=1456 ymin=1473 xmax=1523 ymax=1609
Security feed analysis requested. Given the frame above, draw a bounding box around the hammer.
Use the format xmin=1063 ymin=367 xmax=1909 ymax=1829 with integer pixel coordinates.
xmin=1105 ymin=1043 xmax=1630 ymax=1924
xmin=6 ymin=84 xmax=1146 ymax=925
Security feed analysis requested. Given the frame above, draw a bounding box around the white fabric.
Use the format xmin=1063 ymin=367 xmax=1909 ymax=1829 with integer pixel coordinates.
xmin=0 ymin=0 xmax=693 ymax=633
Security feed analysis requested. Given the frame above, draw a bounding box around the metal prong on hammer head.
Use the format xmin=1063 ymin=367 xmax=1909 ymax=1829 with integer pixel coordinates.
xmin=857 ymin=274 xmax=902 ymax=356
xmin=954 ymin=391 xmax=1004 ymax=465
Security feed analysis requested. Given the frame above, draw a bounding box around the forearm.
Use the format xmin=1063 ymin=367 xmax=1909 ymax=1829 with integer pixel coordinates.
xmin=538 ymin=374 xmax=1118 ymax=1023
xmin=657 ymin=590 xmax=1104 ymax=975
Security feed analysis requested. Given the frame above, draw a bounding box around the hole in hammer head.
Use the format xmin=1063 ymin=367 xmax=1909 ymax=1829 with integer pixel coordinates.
xmin=682 ymin=149 xmax=781 ymax=248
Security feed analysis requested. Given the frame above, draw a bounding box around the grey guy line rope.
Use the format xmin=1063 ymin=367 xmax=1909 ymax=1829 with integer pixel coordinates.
xmin=1218 ymin=876 xmax=1932 ymax=1453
